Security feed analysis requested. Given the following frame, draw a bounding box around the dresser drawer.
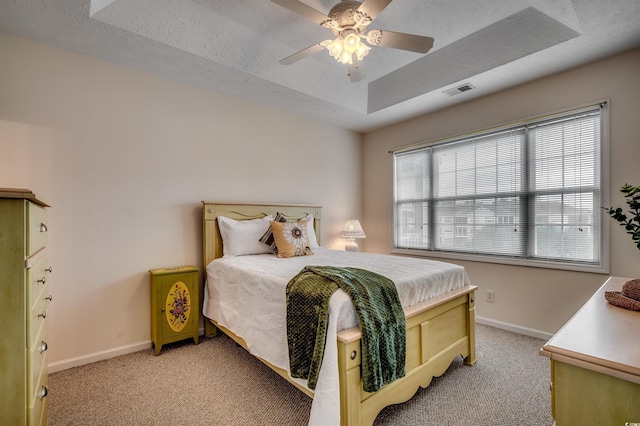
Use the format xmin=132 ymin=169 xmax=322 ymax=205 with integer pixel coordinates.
xmin=29 ymin=325 xmax=48 ymax=401
xmin=27 ymin=202 xmax=48 ymax=256
xmin=28 ymin=291 xmax=49 ymax=349
xmin=28 ymin=355 xmax=48 ymax=426
xmin=27 ymin=253 xmax=50 ymax=313
xmin=32 ymin=395 xmax=48 ymax=426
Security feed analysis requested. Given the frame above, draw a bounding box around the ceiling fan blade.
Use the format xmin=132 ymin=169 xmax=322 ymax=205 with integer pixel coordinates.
xmin=374 ymin=30 xmax=434 ymax=53
xmin=271 ymin=0 xmax=329 ymax=25
xmin=357 ymin=0 xmax=393 ymax=21
xmin=279 ymin=42 xmax=327 ymax=65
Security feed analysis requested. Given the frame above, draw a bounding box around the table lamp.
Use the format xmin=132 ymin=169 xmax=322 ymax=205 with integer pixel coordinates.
xmin=341 ymin=219 xmax=366 ymax=252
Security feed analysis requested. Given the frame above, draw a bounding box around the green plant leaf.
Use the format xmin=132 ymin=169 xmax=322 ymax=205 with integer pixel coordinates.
xmin=607 ymin=183 xmax=640 ymax=252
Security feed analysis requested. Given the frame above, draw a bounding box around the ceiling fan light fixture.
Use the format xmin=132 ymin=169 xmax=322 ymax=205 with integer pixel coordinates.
xmin=355 ymin=41 xmax=370 ymax=61
xmin=343 ymin=32 xmax=360 ymax=53
xmin=340 ymin=49 xmax=353 ymax=64
xmin=326 ymin=37 xmax=344 ymax=60
xmin=327 ymin=31 xmax=371 ymax=65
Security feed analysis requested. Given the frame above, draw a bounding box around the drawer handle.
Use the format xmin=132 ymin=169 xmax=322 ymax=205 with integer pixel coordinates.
xmin=38 ymin=312 xmax=47 ymax=319
xmin=39 ymin=386 xmax=48 ymax=400
xmin=40 ymin=223 xmax=48 ymax=233
xmin=350 ymin=350 xmax=357 ymax=360
xmin=46 ymin=266 xmax=53 ymax=273
xmin=37 ymin=277 xmax=46 ymax=285
xmin=40 ymin=340 xmax=48 ymax=354
xmin=45 ymin=295 xmax=53 ymax=302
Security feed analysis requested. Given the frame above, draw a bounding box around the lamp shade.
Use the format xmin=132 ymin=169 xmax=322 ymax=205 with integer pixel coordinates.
xmin=340 ymin=220 xmax=366 ymax=239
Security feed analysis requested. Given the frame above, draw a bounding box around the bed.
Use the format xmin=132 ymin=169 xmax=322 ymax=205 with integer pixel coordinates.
xmin=201 ymin=202 xmax=477 ymax=426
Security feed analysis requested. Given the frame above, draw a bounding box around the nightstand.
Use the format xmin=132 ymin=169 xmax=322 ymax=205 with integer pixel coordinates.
xmin=149 ymin=266 xmax=200 ymax=355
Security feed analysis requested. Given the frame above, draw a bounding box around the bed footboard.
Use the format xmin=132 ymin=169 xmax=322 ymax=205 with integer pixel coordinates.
xmin=205 ymin=285 xmax=476 ymax=425
xmin=337 ymin=285 xmax=477 ymax=426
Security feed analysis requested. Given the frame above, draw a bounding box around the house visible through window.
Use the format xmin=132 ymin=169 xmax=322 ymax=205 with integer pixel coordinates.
xmin=393 ymin=103 xmax=608 ymax=272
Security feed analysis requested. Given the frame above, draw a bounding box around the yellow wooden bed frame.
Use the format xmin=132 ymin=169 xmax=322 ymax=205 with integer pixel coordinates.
xmin=202 ymin=202 xmax=477 ymax=426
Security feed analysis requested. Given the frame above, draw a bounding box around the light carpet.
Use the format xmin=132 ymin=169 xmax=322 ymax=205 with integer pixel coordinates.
xmin=48 ymin=324 xmax=553 ymax=425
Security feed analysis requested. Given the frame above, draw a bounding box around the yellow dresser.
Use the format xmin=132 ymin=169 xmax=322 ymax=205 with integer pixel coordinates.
xmin=541 ymin=276 xmax=640 ymax=425
xmin=0 ymin=189 xmax=52 ymax=426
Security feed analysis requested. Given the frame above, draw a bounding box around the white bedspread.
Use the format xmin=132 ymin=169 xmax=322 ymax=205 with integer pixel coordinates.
xmin=203 ymin=248 xmax=470 ymax=425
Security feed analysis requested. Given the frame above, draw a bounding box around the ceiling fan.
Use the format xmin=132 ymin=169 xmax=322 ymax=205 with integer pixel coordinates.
xmin=272 ymin=0 xmax=434 ymax=82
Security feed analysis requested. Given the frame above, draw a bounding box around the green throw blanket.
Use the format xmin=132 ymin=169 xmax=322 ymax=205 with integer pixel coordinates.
xmin=286 ymin=266 xmax=406 ymax=392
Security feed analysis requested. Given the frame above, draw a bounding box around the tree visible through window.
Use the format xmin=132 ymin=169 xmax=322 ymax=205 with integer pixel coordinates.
xmin=393 ymin=104 xmax=606 ymax=270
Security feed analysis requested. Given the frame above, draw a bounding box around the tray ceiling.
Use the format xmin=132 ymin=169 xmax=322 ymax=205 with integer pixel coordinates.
xmin=1 ymin=0 xmax=639 ymax=131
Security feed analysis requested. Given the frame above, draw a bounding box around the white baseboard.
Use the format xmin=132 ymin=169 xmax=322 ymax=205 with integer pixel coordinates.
xmin=476 ymin=316 xmax=554 ymax=341
xmin=48 ymin=340 xmax=152 ymax=373
xmin=49 ymin=320 xmax=553 ymax=373
xmin=49 ymin=327 xmax=206 ymax=373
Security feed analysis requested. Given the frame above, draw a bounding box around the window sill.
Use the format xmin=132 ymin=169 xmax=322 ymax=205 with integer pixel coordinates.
xmin=391 ymin=247 xmax=610 ymax=274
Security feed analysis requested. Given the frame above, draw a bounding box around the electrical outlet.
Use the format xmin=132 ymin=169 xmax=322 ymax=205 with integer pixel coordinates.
xmin=486 ymin=290 xmax=495 ymax=303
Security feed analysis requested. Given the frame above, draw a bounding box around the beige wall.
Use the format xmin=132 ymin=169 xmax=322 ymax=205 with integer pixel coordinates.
xmin=3 ymin=26 xmax=638 ymax=368
xmin=363 ymin=48 xmax=640 ymax=336
xmin=0 ymin=32 xmax=362 ymax=369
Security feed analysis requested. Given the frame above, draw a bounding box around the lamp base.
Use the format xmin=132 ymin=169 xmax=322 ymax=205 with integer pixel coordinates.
xmin=344 ymin=239 xmax=359 ymax=252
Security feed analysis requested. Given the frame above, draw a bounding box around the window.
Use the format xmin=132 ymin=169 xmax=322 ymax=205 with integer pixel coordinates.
xmin=393 ymin=103 xmax=608 ymax=272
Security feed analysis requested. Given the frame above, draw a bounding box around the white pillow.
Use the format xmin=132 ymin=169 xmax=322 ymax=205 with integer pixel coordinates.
xmin=217 ymin=215 xmax=274 ymax=257
xmin=304 ymin=214 xmax=320 ymax=249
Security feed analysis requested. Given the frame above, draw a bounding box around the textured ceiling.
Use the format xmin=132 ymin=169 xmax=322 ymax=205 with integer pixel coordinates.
xmin=1 ymin=0 xmax=639 ymax=132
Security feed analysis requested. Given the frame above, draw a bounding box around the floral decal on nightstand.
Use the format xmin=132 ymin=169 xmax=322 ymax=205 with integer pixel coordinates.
xmin=165 ymin=281 xmax=191 ymax=332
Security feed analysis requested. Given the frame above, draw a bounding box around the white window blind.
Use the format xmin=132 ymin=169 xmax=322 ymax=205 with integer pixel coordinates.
xmin=393 ymin=104 xmax=606 ymax=270
xmin=528 ymin=110 xmax=601 ymax=263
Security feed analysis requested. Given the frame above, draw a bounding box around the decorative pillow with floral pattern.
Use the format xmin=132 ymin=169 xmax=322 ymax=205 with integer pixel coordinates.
xmin=270 ymin=218 xmax=314 ymax=258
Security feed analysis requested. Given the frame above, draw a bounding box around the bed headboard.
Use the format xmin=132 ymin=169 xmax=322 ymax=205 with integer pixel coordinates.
xmin=201 ymin=202 xmax=322 ymax=269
